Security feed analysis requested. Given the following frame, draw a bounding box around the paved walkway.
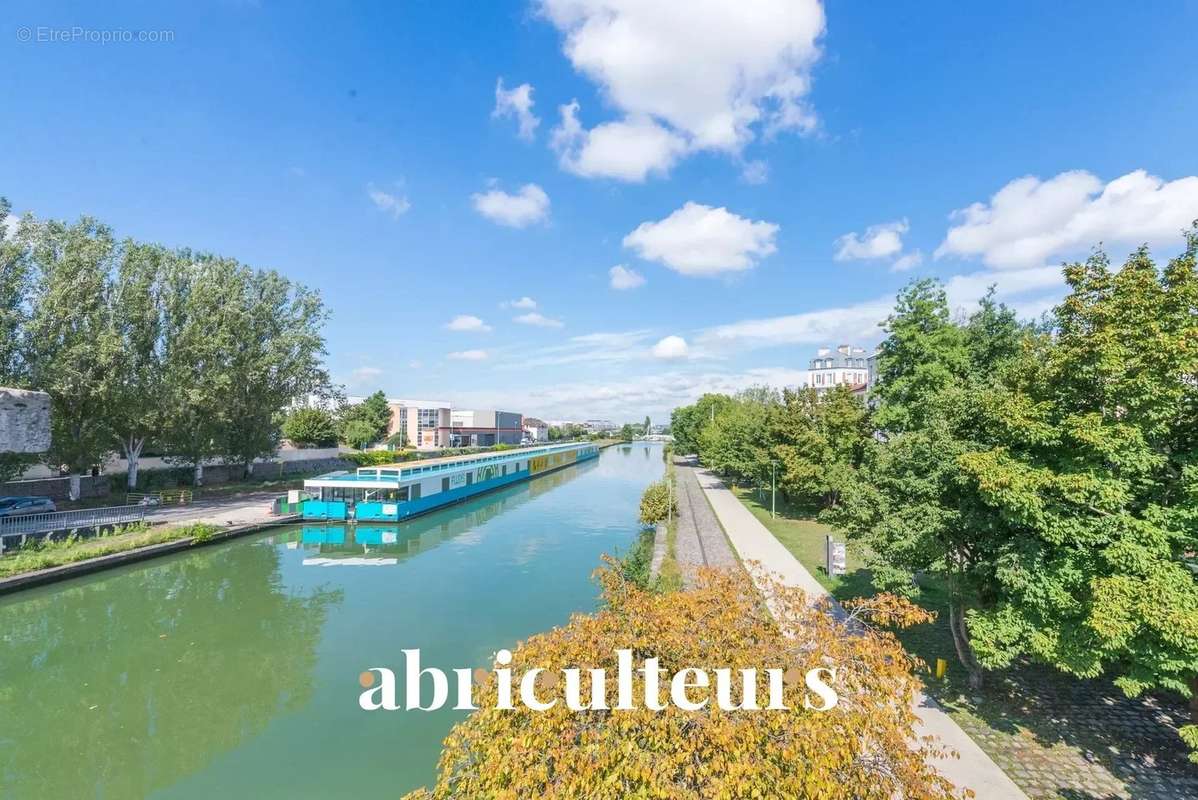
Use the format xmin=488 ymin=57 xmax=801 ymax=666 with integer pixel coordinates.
xmin=671 ymin=457 xmax=739 ymax=586
xmin=143 ymin=491 xmax=284 ymax=528
xmin=692 ymin=466 xmax=1028 ymax=800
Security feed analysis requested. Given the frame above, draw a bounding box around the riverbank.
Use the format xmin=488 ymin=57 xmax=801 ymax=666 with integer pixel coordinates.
xmin=0 ymin=516 xmax=300 ymax=593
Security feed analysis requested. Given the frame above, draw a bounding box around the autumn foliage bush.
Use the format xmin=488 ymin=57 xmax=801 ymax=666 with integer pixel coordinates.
xmin=405 ymin=564 xmax=960 ymax=799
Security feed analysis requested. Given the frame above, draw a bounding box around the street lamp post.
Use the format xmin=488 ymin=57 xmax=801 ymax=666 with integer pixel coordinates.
xmin=667 ymin=475 xmax=673 ymax=525
xmin=771 ymin=461 xmax=777 ymax=519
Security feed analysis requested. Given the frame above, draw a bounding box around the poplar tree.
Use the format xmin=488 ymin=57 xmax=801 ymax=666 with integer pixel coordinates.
xmin=0 ymin=198 xmax=35 ymax=481
xmin=26 ymin=216 xmax=121 ymax=474
xmin=108 ymin=241 xmax=169 ymax=489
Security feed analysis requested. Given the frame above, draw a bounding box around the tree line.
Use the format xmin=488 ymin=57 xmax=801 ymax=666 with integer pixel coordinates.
xmin=0 ymin=197 xmax=331 ymax=488
xmin=672 ymin=228 xmax=1198 ymax=747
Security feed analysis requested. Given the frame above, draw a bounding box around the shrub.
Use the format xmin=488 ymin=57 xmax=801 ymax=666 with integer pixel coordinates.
xmin=637 ymin=479 xmax=675 ymax=525
xmin=620 ymin=528 xmax=656 ymax=589
xmin=404 ymin=565 xmax=954 ymax=800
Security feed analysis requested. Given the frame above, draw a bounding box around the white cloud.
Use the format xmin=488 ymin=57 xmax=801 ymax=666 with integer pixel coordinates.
xmin=537 ymin=0 xmax=825 ymax=179
xmin=408 ymin=360 xmax=424 ymax=369
xmin=651 ymin=335 xmax=689 ymax=359
xmin=515 ymin=312 xmax=565 ymax=328
xmin=497 ymin=329 xmax=656 ymax=369
xmin=890 ymin=250 xmax=923 ymax=272
xmin=740 ymin=160 xmax=769 ymax=185
xmin=448 ymin=349 xmax=489 ymax=361
xmin=502 ymin=296 xmax=538 ymax=309
xmin=450 ymin=365 xmax=811 ymax=421
xmin=348 ymin=366 xmax=384 ymax=387
xmin=493 ymin=78 xmax=540 ymax=141
xmin=367 ymin=184 xmax=411 ymax=219
xmin=471 ymin=183 xmax=551 ymax=228
xmin=608 ymin=264 xmax=645 ymax=290
xmin=834 ymin=219 xmax=908 ymax=261
xmin=936 ymin=169 xmax=1198 ymax=269
xmin=943 ymin=264 xmax=1065 ymax=312
xmin=445 ymin=315 xmax=492 ymax=333
xmin=551 ymin=102 xmax=687 ymax=182
xmin=697 ymin=263 xmax=1068 ymax=354
xmin=700 ymin=297 xmax=893 ymax=352
xmin=624 ymin=202 xmax=779 ymax=276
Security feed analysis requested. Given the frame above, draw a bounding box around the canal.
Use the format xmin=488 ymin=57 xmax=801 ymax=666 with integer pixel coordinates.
xmin=0 ymin=442 xmax=664 ymax=799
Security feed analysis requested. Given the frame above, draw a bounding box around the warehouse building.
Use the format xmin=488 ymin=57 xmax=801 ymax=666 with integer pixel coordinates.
xmin=451 ymin=409 xmax=524 ymax=446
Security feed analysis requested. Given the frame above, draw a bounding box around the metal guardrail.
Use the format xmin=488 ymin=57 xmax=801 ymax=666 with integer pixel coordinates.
xmin=0 ymin=505 xmax=148 ymax=554
xmin=126 ymin=490 xmax=194 ymax=506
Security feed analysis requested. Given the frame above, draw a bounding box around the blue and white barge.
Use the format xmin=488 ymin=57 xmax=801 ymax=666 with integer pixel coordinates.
xmin=302 ymin=441 xmax=600 ymax=522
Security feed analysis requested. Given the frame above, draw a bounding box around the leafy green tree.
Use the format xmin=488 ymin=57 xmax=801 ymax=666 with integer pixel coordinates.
xmin=159 ymin=254 xmax=242 ymax=485
xmin=338 ymin=390 xmax=391 ymax=447
xmin=26 ymin=215 xmax=122 ymax=474
xmin=0 ymin=198 xmax=37 ymax=481
xmin=958 ymin=234 xmax=1198 ymax=735
xmin=643 ymin=415 xmax=651 ymax=435
xmin=826 ymin=280 xmax=1000 ymax=688
xmin=0 ymin=197 xmax=30 ymax=385
xmin=341 ymin=419 xmax=377 ymax=450
xmin=618 ymin=423 xmax=637 ymax=441
xmin=699 ymin=387 xmax=776 ymax=485
xmin=963 ymin=286 xmax=1026 ymax=377
xmin=282 ymin=407 xmax=339 ymax=447
xmin=773 ymin=385 xmax=869 ymax=510
xmin=670 ymin=393 xmax=733 ymax=454
xmin=872 ymin=278 xmax=970 ymax=434
xmin=220 ymin=268 xmax=330 ymax=474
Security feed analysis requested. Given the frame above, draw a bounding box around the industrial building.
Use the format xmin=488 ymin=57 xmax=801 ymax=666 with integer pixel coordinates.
xmin=451 ymin=409 xmax=524 ymax=447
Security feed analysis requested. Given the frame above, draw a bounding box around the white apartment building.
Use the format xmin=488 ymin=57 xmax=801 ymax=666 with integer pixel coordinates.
xmin=523 ymin=417 xmax=549 ymax=442
xmin=808 ymin=345 xmax=877 ymax=393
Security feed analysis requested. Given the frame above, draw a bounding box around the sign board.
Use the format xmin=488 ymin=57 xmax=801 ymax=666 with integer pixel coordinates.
xmin=448 ymin=473 xmax=467 ymax=490
xmin=382 ymin=503 xmax=398 ymax=516
xmin=825 ymin=535 xmax=847 ymax=577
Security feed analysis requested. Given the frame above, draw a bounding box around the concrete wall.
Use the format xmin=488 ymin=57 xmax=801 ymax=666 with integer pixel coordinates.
xmin=0 ymin=388 xmax=51 ymax=454
xmin=0 ymin=475 xmax=111 ymax=501
xmin=0 ymin=452 xmax=355 ymax=500
xmin=18 ymin=446 xmax=351 ymax=480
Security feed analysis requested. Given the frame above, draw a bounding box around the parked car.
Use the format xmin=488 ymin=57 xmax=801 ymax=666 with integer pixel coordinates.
xmin=0 ymin=496 xmax=57 ymax=517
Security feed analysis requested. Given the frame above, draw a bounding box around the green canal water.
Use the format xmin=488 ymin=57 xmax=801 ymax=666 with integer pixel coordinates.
xmin=0 ymin=442 xmax=663 ymax=799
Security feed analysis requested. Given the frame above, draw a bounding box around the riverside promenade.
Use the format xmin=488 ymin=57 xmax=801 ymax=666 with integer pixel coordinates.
xmin=691 ymin=465 xmax=1028 ymax=800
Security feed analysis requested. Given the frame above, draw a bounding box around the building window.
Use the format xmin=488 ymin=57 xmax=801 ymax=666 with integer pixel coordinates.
xmin=442 ymin=477 xmax=449 ymax=492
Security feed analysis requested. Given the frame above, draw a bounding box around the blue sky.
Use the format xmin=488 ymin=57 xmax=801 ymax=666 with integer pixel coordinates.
xmin=3 ymin=1 xmax=1197 ymax=422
